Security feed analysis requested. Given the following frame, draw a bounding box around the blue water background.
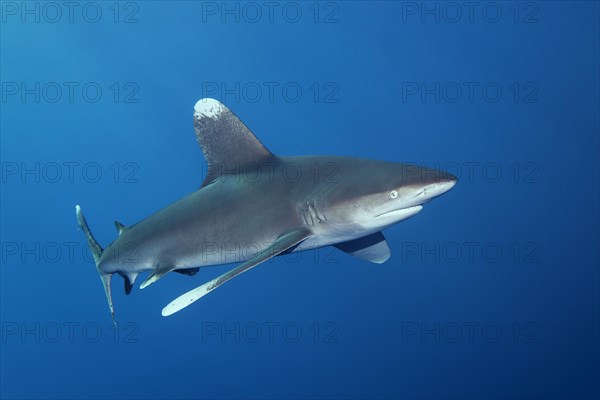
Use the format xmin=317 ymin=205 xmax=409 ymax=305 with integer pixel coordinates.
xmin=1 ymin=2 xmax=598 ymax=399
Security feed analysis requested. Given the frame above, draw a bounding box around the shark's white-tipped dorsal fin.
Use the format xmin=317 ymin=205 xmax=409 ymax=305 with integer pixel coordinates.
xmin=193 ymin=98 xmax=276 ymax=188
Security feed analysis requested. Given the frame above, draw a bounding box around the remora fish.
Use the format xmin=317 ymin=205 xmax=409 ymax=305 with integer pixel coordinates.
xmin=76 ymin=98 xmax=457 ymax=321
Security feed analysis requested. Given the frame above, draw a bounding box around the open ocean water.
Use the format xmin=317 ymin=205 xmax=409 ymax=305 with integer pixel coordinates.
xmin=1 ymin=1 xmax=599 ymax=399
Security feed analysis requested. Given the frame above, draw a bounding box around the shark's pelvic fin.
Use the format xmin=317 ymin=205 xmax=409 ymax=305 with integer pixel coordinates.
xmin=140 ymin=266 xmax=176 ymax=289
xmin=162 ymin=228 xmax=311 ymax=317
xmin=334 ymin=232 xmax=391 ymax=264
xmin=76 ymin=205 xmax=116 ymax=324
xmin=140 ymin=268 xmax=200 ymax=292
xmin=174 ymin=267 xmax=200 ymax=276
xmin=193 ymin=98 xmax=277 ymax=188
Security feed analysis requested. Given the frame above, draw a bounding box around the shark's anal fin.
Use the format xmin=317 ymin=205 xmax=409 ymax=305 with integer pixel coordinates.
xmin=140 ymin=266 xmax=176 ymax=289
xmin=334 ymin=232 xmax=391 ymax=264
xmin=123 ymin=275 xmax=133 ymax=295
xmin=193 ymin=98 xmax=277 ymax=188
xmin=162 ymin=228 xmax=311 ymax=317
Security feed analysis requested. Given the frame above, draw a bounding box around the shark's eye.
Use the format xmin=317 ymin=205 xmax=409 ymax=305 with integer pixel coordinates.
xmin=389 ymin=190 xmax=398 ymax=199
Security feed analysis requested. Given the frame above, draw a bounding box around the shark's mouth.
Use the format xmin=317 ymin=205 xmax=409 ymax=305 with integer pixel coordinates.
xmin=374 ymin=205 xmax=423 ymax=221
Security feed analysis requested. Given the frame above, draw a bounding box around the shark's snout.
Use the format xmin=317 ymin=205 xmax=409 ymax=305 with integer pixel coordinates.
xmin=422 ymin=172 xmax=457 ymax=198
xmin=372 ymin=169 xmax=456 ymax=225
xmin=403 ymin=169 xmax=457 ymax=206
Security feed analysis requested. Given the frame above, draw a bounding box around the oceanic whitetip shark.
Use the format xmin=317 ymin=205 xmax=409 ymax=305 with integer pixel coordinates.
xmin=76 ymin=98 xmax=457 ymax=322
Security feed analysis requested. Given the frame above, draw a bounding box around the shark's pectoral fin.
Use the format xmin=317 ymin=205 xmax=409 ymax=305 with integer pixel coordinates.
xmin=162 ymin=228 xmax=311 ymax=317
xmin=140 ymin=266 xmax=176 ymax=289
xmin=334 ymin=232 xmax=391 ymax=264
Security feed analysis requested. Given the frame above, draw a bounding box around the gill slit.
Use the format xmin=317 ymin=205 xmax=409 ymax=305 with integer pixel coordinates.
xmin=298 ymin=197 xmax=328 ymax=227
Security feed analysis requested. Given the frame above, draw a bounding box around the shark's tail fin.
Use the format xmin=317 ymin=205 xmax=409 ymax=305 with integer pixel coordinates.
xmin=75 ymin=205 xmax=116 ymax=325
